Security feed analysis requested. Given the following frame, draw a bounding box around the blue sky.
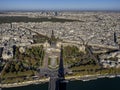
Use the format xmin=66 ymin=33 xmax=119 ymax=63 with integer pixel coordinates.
xmin=0 ymin=0 xmax=120 ymax=11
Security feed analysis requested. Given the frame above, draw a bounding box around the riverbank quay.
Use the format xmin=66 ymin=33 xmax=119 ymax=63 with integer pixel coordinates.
xmin=0 ymin=78 xmax=49 ymax=88
xmin=1 ymin=74 xmax=120 ymax=88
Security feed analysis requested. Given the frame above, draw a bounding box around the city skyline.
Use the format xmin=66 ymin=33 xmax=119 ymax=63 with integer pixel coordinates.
xmin=0 ymin=0 xmax=120 ymax=11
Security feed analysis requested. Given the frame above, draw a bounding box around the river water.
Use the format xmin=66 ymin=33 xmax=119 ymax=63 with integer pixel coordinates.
xmin=2 ymin=77 xmax=120 ymax=90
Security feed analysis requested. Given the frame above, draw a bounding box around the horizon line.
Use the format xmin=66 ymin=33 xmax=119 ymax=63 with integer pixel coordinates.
xmin=0 ymin=9 xmax=120 ymax=12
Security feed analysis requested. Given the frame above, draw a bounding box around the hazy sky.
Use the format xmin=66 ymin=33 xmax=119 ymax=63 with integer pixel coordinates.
xmin=0 ymin=0 xmax=120 ymax=11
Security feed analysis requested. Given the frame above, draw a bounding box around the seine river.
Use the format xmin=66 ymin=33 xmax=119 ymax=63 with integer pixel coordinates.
xmin=2 ymin=77 xmax=120 ymax=90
